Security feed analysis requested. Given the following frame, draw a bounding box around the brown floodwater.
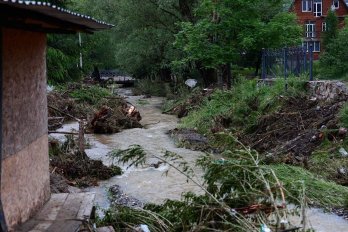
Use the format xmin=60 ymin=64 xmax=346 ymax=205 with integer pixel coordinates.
xmin=52 ymin=88 xmax=348 ymax=232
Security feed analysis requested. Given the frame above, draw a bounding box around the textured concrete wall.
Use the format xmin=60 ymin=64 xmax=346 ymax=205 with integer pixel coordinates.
xmin=1 ymin=28 xmax=50 ymax=229
xmin=2 ymin=28 xmax=48 ymax=158
xmin=1 ymin=135 xmax=50 ymax=229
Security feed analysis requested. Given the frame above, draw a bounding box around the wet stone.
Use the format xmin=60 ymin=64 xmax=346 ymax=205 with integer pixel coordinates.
xmin=108 ymin=185 xmax=143 ymax=208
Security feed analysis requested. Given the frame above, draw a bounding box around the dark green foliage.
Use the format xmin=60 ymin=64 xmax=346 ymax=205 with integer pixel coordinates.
xmin=47 ymin=34 xmax=83 ymax=84
xmin=323 ymin=9 xmax=339 ymax=48
xmin=320 ymin=20 xmax=348 ymax=79
xmin=68 ymin=85 xmax=111 ymax=105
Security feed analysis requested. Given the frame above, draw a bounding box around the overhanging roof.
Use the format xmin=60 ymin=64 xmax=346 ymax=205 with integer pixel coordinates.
xmin=0 ymin=0 xmax=113 ymax=34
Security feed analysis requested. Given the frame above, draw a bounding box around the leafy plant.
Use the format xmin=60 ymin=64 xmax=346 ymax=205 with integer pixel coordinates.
xmin=181 ymin=77 xmax=307 ymax=134
xmin=105 ymin=143 xmax=306 ymax=232
xmin=69 ymin=85 xmax=110 ymax=105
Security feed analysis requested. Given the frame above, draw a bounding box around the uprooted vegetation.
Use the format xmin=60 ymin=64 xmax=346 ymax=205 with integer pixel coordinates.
xmin=97 ymin=143 xmax=347 ymax=231
xmin=47 ymin=82 xmax=142 ymax=133
xmin=49 ymin=136 xmax=122 ymax=189
xmin=174 ymin=78 xmax=348 ymax=187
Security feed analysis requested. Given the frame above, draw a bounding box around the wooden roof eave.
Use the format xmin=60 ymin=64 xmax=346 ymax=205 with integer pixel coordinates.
xmin=0 ymin=0 xmax=113 ymax=34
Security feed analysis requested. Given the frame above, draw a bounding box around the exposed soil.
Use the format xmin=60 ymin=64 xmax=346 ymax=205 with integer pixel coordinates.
xmin=240 ymin=96 xmax=347 ymax=165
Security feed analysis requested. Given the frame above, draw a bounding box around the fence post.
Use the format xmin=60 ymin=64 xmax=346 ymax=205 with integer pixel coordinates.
xmin=309 ymin=43 xmax=313 ymax=81
xmin=261 ymin=48 xmax=266 ymax=80
xmin=303 ymin=45 xmax=307 ymax=73
xmin=283 ymin=47 xmax=288 ymax=91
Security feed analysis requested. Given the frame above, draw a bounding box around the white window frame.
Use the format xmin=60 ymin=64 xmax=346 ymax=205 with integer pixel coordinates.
xmin=333 ymin=0 xmax=339 ymax=9
xmin=302 ymin=0 xmax=313 ymax=12
xmin=322 ymin=22 xmax=327 ymax=31
xmin=305 ymin=21 xmax=316 ymax=37
xmin=313 ymin=41 xmax=320 ymax=52
xmin=314 ymin=0 xmax=322 ymax=17
xmin=303 ymin=41 xmax=321 ymax=52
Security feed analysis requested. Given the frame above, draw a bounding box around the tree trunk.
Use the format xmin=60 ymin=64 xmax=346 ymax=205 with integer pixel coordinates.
xmin=226 ymin=63 xmax=232 ymax=90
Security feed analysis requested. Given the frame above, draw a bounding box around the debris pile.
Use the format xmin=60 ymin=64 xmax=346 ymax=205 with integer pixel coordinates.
xmin=47 ymin=83 xmax=142 ymax=133
xmin=240 ymin=96 xmax=347 ymax=164
xmin=47 ymin=91 xmax=88 ymax=120
xmin=49 ymin=137 xmax=122 ymax=188
xmin=89 ymin=99 xmax=142 ymax=134
xmin=165 ymin=89 xmax=213 ymax=118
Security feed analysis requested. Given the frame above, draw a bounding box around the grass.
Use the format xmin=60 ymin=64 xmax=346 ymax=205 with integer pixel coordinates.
xmin=271 ymin=164 xmax=348 ymax=208
xmin=180 ymin=76 xmax=307 ymax=135
xmin=339 ymin=102 xmax=348 ymax=128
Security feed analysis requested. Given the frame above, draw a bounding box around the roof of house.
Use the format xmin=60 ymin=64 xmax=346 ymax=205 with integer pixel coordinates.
xmin=0 ymin=0 xmax=113 ymax=34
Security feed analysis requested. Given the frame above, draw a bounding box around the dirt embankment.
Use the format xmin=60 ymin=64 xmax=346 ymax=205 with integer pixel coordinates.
xmin=240 ymin=96 xmax=345 ymax=162
xmin=167 ymin=81 xmax=348 ymax=186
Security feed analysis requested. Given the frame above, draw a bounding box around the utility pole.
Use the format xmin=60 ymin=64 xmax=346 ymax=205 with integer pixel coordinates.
xmin=78 ymin=33 xmax=83 ymax=68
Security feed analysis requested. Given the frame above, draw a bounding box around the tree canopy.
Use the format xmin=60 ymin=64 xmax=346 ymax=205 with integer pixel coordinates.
xmin=46 ymin=0 xmax=302 ymax=85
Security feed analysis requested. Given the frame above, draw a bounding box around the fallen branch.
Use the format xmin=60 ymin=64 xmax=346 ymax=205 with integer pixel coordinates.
xmin=48 ymin=131 xmax=78 ymax=135
xmin=48 ymin=105 xmax=81 ymax=122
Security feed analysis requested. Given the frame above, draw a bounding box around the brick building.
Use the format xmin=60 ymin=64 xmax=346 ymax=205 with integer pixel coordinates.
xmin=290 ymin=0 xmax=348 ymax=59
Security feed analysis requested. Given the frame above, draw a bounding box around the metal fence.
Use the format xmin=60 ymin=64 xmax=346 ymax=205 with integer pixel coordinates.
xmin=261 ymin=45 xmax=313 ymax=81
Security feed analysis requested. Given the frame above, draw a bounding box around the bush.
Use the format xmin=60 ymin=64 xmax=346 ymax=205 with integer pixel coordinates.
xmin=339 ymin=102 xmax=348 ymax=128
xmin=69 ymin=85 xmax=111 ymax=105
xmin=133 ymin=78 xmax=172 ymax=97
xmin=319 ymin=20 xmax=348 ymax=79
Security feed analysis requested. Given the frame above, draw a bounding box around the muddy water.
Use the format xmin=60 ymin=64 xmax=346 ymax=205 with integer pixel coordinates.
xmin=54 ymin=89 xmax=205 ymax=210
xmin=53 ymin=89 xmax=348 ymax=232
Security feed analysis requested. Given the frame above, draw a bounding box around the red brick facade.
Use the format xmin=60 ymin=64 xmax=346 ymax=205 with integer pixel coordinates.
xmin=290 ymin=0 xmax=348 ymax=59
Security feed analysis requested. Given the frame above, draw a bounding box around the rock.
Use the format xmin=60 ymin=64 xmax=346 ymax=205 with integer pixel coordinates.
xmin=109 ymin=185 xmax=143 ymax=208
xmin=337 ymin=167 xmax=347 ymax=175
xmin=339 ymin=148 xmax=348 ymax=157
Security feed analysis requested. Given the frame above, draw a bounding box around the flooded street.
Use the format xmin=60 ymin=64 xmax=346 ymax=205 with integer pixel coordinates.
xmin=52 ymin=89 xmax=348 ymax=232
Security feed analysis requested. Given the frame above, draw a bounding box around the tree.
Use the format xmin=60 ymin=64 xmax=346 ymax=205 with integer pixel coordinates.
xmin=323 ymin=9 xmax=339 ymax=48
xmin=320 ymin=19 xmax=348 ymax=79
xmin=174 ymin=0 xmax=302 ymax=86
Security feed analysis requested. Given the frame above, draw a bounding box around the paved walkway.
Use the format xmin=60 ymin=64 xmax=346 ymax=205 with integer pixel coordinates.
xmin=16 ymin=193 xmax=95 ymax=232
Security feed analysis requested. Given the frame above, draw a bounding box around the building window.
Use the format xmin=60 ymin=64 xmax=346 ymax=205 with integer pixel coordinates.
xmin=305 ymin=21 xmax=316 ymax=37
xmin=322 ymin=22 xmax=327 ymax=31
xmin=303 ymin=41 xmax=321 ymax=52
xmin=333 ymin=0 xmax=339 ymax=9
xmin=302 ymin=0 xmax=313 ymax=12
xmin=314 ymin=0 xmax=322 ymax=17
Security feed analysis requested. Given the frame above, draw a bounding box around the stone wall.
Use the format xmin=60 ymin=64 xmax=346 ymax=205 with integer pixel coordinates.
xmin=307 ymin=80 xmax=348 ymax=102
xmin=1 ymin=28 xmax=50 ymax=229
